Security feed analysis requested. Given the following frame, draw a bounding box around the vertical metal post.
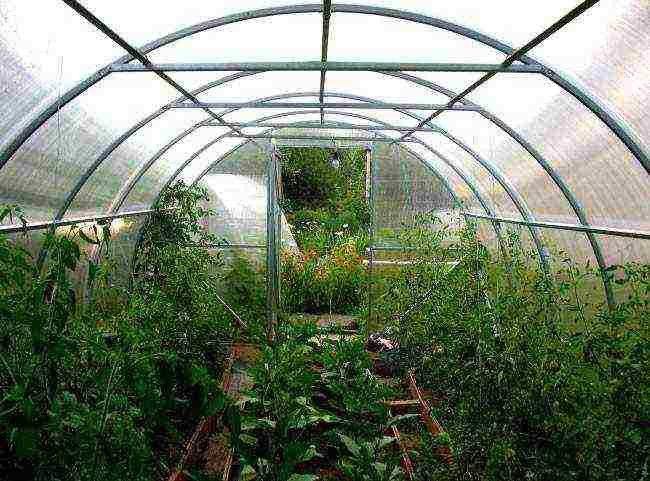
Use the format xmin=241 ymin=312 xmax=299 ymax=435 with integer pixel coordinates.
xmin=366 ymin=141 xmax=375 ymax=327
xmin=266 ymin=148 xmax=281 ymax=340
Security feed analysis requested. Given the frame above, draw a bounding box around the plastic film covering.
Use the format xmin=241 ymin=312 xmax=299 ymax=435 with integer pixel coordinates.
xmin=371 ymin=142 xmax=457 ymax=248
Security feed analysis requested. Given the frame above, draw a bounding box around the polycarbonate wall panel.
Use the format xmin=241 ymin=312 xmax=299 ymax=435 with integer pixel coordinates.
xmin=413 ymin=131 xmax=524 ymax=219
xmin=427 ymin=112 xmax=580 ymax=222
xmin=194 ymin=141 xmax=271 ymax=248
xmin=597 ymin=236 xmax=650 ymax=267
xmin=0 ymin=73 xmax=178 ymax=222
xmin=465 ymin=74 xmax=650 ymax=230
xmin=68 ymin=109 xmax=210 ymax=218
xmin=372 ymin=142 xmax=456 ymax=247
xmin=405 ymin=143 xmax=481 ymax=213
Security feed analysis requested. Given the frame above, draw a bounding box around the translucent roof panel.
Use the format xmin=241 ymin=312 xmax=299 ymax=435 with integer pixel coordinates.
xmin=67 ymin=1 xmax=577 ymax=60
xmin=341 ymin=0 xmax=578 ymax=48
xmin=532 ymin=0 xmax=650 ymax=157
xmin=463 ymin=73 xmax=650 ymax=230
xmin=190 ymin=72 xmax=322 ymax=104
xmin=78 ymin=1 xmax=306 ymax=48
xmin=329 ymin=12 xmax=506 ymax=63
xmin=68 ymin=109 xmax=216 ymax=218
xmin=0 ymin=1 xmax=121 ymax=98
xmin=324 ymin=72 xmax=451 ymax=105
xmin=147 ymin=13 xmax=322 ymax=64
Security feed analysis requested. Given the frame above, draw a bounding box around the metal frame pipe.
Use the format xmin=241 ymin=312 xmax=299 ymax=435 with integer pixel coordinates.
xmin=0 ymin=208 xmax=158 ymax=234
xmin=222 ymin=134 xmax=410 ymax=142
xmin=167 ymin=101 xmax=481 ymax=111
xmin=203 ymin=120 xmax=441 ymax=132
xmin=110 ymin=61 xmax=544 ymax=73
xmin=319 ymin=0 xmax=333 ymax=124
xmin=464 ymin=212 xmax=650 ymax=240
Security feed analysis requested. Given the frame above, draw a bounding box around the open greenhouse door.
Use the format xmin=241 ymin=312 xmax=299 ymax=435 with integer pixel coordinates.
xmin=276 ymin=141 xmax=371 ymax=323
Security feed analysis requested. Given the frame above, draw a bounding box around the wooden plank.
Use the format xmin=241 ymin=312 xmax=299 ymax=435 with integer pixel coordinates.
xmin=407 ymin=370 xmax=454 ymax=466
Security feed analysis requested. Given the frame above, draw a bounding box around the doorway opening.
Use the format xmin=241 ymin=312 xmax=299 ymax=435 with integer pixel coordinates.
xmin=277 ymin=146 xmax=370 ymax=319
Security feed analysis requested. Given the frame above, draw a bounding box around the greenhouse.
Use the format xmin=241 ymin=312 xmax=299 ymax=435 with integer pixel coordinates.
xmin=0 ymin=0 xmax=648 ymax=479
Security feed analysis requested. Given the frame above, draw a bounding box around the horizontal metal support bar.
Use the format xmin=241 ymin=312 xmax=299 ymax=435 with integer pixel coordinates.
xmin=464 ymin=212 xmax=650 ymax=240
xmin=111 ymin=61 xmax=545 ymax=73
xmin=224 ymin=134 xmax=409 ymax=142
xmin=203 ymin=121 xmax=441 ymax=133
xmin=206 ymin=243 xmax=265 ymax=249
xmin=0 ymin=208 xmax=158 ymax=234
xmin=368 ymin=245 xmax=420 ymax=251
xmin=169 ymin=101 xmax=481 ymax=111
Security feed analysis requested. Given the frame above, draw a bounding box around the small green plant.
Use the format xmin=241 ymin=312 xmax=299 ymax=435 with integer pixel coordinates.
xmin=336 ymin=433 xmax=404 ymax=481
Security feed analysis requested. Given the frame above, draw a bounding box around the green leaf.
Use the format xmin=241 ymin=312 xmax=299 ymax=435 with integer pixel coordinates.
xmin=376 ymin=436 xmax=396 ymax=451
xmin=11 ymin=428 xmax=38 ymax=457
xmin=87 ymin=260 xmax=100 ymax=286
xmin=240 ymin=464 xmax=256 ymax=480
xmin=287 ymin=475 xmax=318 ymax=481
xmin=242 ymin=417 xmax=276 ymax=431
xmin=239 ymin=434 xmax=257 ymax=446
xmin=338 ymin=433 xmax=361 ymax=457
xmin=77 ymin=227 xmax=100 ymax=245
xmin=387 ymin=413 xmax=420 ymax=427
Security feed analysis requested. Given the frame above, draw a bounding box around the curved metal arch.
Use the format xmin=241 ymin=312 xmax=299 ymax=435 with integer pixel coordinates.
xmin=152 ymin=109 xmax=509 ymax=259
xmin=50 ymin=65 xmax=611 ymax=303
xmin=107 ymin=89 xmax=548 ymax=272
xmin=1 ymin=3 xmax=646 ymax=179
